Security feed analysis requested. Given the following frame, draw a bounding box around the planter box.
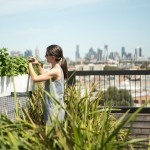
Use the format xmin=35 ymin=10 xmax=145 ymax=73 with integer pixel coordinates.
xmin=11 ymin=74 xmax=34 ymax=93
xmin=0 ymin=76 xmax=11 ymax=97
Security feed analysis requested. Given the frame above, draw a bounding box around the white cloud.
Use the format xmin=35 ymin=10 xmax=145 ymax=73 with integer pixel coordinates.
xmin=0 ymin=0 xmax=101 ymax=15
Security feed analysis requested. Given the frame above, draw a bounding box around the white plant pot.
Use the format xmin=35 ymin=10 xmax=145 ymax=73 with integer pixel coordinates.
xmin=11 ymin=74 xmax=34 ymax=93
xmin=0 ymin=76 xmax=11 ymax=97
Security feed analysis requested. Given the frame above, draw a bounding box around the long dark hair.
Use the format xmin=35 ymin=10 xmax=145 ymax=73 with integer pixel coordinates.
xmin=46 ymin=45 xmax=68 ymax=79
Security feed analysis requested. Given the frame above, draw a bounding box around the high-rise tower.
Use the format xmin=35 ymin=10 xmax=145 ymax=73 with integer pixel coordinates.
xmin=97 ymin=48 xmax=103 ymax=62
xmin=103 ymin=45 xmax=108 ymax=63
xmin=121 ymin=46 xmax=126 ymax=58
xmin=135 ymin=47 xmax=142 ymax=58
xmin=35 ymin=47 xmax=39 ymax=58
xmin=75 ymin=45 xmax=80 ymax=61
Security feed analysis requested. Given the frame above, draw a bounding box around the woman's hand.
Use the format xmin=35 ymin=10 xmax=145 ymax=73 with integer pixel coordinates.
xmin=28 ymin=56 xmax=39 ymax=65
xmin=28 ymin=56 xmax=35 ymax=62
xmin=28 ymin=56 xmax=41 ymax=67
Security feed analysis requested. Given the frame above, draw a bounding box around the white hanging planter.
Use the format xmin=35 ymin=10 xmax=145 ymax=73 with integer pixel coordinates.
xmin=11 ymin=74 xmax=34 ymax=93
xmin=0 ymin=76 xmax=11 ymax=97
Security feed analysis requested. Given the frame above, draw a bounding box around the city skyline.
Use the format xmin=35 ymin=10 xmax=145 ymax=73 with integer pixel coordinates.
xmin=0 ymin=0 xmax=150 ymax=61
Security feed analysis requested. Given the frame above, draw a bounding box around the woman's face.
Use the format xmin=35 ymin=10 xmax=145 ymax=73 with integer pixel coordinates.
xmin=45 ymin=52 xmax=54 ymax=63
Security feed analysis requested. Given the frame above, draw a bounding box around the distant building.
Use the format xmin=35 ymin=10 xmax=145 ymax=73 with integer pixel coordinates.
xmin=75 ymin=63 xmax=104 ymax=71
xmin=75 ymin=45 xmax=80 ymax=61
xmin=109 ymin=51 xmax=114 ymax=59
xmin=135 ymin=47 xmax=142 ymax=58
xmin=126 ymin=53 xmax=132 ymax=60
xmin=85 ymin=47 xmax=97 ymax=63
xmin=97 ymin=48 xmax=103 ymax=62
xmin=102 ymin=45 xmax=108 ymax=63
xmin=24 ymin=49 xmax=32 ymax=57
xmin=35 ymin=47 xmax=39 ymax=58
xmin=139 ymin=47 xmax=142 ymax=57
xmin=113 ymin=52 xmax=120 ymax=61
xmin=121 ymin=46 xmax=126 ymax=59
xmin=10 ymin=51 xmax=23 ymax=57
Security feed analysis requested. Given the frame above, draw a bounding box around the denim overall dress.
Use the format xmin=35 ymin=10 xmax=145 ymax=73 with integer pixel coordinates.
xmin=44 ymin=65 xmax=65 ymax=124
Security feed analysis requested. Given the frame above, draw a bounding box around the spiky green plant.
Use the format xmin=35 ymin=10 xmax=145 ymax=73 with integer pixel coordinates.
xmin=0 ymin=82 xmax=150 ymax=149
xmin=63 ymin=84 xmax=128 ymax=150
xmin=27 ymin=82 xmax=44 ymax=125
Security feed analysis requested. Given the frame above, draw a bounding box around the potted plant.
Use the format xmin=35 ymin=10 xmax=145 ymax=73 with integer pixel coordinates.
xmin=11 ymin=54 xmax=44 ymax=94
xmin=10 ymin=56 xmax=34 ymax=93
xmin=0 ymin=47 xmax=35 ymax=96
xmin=0 ymin=48 xmax=12 ymax=97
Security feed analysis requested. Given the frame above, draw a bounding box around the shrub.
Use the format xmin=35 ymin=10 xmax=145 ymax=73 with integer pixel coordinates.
xmin=0 ymin=75 xmax=149 ymax=149
xmin=0 ymin=47 xmax=29 ymax=76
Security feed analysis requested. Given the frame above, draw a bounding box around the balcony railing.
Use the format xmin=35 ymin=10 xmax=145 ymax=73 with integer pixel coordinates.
xmin=68 ymin=70 xmax=150 ymax=113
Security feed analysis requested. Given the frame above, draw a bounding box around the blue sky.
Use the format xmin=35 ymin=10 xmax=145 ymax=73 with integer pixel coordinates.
xmin=0 ymin=0 xmax=150 ymax=60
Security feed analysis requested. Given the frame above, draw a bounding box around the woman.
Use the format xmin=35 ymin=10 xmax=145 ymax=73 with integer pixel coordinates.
xmin=28 ymin=45 xmax=68 ymax=124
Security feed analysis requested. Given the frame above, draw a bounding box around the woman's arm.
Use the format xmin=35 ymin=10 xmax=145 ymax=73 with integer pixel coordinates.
xmin=37 ymin=63 xmax=45 ymax=74
xmin=28 ymin=57 xmax=45 ymax=74
xmin=29 ymin=63 xmax=60 ymax=82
